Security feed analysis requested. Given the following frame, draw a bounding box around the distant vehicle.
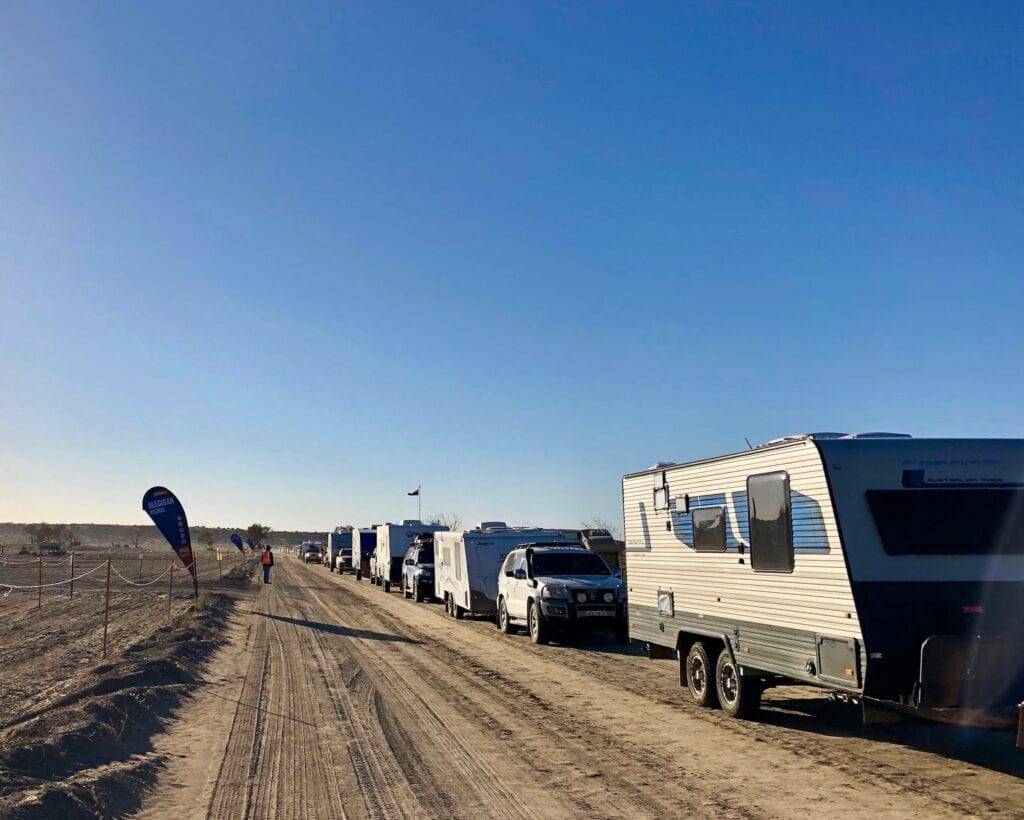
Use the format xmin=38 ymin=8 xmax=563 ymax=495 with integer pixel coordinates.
xmin=623 ymin=433 xmax=1024 ymax=728
xmin=353 ymin=527 xmax=377 ymax=580
xmin=574 ymin=528 xmax=625 ymax=578
xmin=326 ymin=532 xmax=353 ymax=572
xmin=497 ymin=544 xmax=628 ymax=645
xmin=434 ymin=524 xmax=574 ymax=619
xmin=301 ymin=542 xmax=323 ymax=564
xmin=371 ymin=521 xmax=448 ymax=592
xmin=400 ymin=533 xmax=437 ymax=602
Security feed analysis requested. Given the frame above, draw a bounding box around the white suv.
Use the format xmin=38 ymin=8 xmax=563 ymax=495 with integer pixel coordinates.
xmin=496 ymin=544 xmax=628 ymax=645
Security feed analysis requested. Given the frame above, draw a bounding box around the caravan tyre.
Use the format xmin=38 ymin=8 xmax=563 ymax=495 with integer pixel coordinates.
xmin=715 ymin=649 xmax=762 ymax=719
xmin=414 ymin=580 xmax=425 ymax=603
xmin=383 ymin=580 xmax=391 ymax=593
xmin=403 ymin=580 xmax=411 ymax=599
xmin=685 ymin=643 xmax=718 ymax=708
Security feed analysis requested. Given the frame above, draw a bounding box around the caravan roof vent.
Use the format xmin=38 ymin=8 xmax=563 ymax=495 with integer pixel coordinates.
xmin=840 ymin=432 xmax=913 ymax=439
xmin=648 ymin=461 xmax=677 ymax=470
xmin=476 ymin=521 xmax=508 ymax=530
xmin=764 ymin=432 xmax=848 ymax=446
xmin=401 ymin=519 xmax=422 ymax=526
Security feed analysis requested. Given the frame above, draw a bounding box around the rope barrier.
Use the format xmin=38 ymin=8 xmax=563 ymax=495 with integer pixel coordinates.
xmin=109 ymin=562 xmax=175 ymax=587
xmin=0 ymin=561 xmax=109 ymax=594
xmin=0 ymin=556 xmax=70 ymax=567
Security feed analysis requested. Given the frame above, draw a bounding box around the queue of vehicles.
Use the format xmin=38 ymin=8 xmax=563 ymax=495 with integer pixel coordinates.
xmin=296 ymin=433 xmax=1024 ymax=743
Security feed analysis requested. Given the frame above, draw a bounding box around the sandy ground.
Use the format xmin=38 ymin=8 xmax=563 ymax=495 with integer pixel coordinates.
xmin=124 ymin=555 xmax=1024 ymax=820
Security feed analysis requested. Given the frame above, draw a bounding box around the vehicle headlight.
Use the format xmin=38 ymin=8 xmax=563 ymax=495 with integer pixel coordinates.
xmin=603 ymin=591 xmax=615 ymax=603
xmin=575 ymin=591 xmax=588 ymax=603
xmin=541 ymin=584 xmax=568 ymax=600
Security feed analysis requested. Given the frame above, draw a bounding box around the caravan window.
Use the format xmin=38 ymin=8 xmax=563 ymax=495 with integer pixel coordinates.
xmin=867 ymin=489 xmax=1024 ymax=555
xmin=693 ymin=506 xmax=727 ymax=552
xmin=747 ymin=471 xmax=794 ymax=572
xmin=455 ymin=547 xmax=462 ymax=581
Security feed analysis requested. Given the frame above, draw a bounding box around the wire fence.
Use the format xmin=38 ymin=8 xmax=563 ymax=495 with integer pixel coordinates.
xmin=0 ymin=549 xmax=256 ymax=659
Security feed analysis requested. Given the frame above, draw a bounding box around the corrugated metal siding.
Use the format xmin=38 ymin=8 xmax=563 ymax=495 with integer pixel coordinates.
xmin=623 ymin=440 xmax=862 ymax=645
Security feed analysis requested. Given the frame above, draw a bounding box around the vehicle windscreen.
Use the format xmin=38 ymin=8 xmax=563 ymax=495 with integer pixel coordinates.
xmin=867 ymin=489 xmax=1024 ymax=555
xmin=530 ymin=552 xmax=610 ymax=576
xmin=418 ymin=547 xmax=434 ymax=564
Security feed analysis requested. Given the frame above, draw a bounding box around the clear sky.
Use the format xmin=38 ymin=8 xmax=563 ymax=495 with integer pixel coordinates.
xmin=1 ymin=2 xmax=1022 ymax=532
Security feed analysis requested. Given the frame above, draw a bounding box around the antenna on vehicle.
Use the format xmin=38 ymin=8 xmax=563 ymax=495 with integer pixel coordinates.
xmin=744 ymin=437 xmax=754 ymax=450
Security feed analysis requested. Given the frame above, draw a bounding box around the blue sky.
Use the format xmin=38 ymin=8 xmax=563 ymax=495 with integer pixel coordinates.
xmin=1 ymin=2 xmax=1022 ymax=532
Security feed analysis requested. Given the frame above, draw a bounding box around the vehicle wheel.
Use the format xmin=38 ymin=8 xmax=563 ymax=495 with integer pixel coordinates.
xmin=685 ymin=642 xmax=719 ymax=708
xmin=414 ymin=580 xmax=424 ymax=603
xmin=383 ymin=580 xmax=391 ymax=593
xmin=355 ymin=569 xmax=362 ymax=581
xmin=403 ymin=580 xmax=411 ymax=599
xmin=497 ymin=598 xmax=513 ymax=634
xmin=527 ymin=600 xmax=549 ymax=645
xmin=715 ymin=648 xmax=761 ymax=719
xmin=453 ymin=600 xmax=464 ymax=620
xmin=614 ymin=622 xmax=630 ymax=646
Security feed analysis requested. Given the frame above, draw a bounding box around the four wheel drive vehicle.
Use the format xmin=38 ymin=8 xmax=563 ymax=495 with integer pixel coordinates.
xmin=401 ymin=534 xmax=436 ymax=602
xmin=302 ymin=543 xmax=323 ymax=564
xmin=496 ymin=545 xmax=628 ymax=645
xmin=372 ymin=521 xmax=449 ymax=591
xmin=434 ymin=525 xmax=576 ymax=619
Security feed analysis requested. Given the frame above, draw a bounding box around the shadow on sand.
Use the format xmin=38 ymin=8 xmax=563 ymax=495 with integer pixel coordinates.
xmin=256 ymin=611 xmax=419 ymax=645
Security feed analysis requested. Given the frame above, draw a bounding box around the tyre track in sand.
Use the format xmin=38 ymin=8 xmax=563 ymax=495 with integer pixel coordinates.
xmin=146 ymin=558 xmax=1024 ymax=819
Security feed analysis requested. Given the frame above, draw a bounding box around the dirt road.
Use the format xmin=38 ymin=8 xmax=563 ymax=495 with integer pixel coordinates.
xmin=137 ymin=557 xmax=1024 ymax=820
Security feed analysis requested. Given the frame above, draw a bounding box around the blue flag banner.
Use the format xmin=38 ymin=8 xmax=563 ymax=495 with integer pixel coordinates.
xmin=246 ymin=538 xmax=255 ymax=550
xmin=231 ymin=533 xmax=244 ymax=552
xmin=142 ymin=486 xmax=196 ymax=580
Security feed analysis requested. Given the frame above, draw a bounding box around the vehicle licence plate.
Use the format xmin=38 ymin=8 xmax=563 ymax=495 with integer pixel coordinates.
xmin=577 ymin=608 xmax=613 ymax=617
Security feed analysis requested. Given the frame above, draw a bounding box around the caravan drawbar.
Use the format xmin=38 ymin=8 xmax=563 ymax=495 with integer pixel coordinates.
xmin=623 ymin=434 xmax=1024 ymax=728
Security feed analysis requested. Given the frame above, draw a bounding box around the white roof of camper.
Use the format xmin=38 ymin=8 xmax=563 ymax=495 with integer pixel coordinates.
xmin=627 ymin=432 xmax=913 ymax=479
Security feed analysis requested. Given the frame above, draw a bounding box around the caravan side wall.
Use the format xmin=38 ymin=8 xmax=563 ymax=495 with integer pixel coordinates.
xmin=624 ymin=439 xmax=863 ymax=690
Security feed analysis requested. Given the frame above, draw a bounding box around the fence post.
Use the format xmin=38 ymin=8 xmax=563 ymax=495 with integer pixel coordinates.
xmin=38 ymin=556 xmax=42 ymax=609
xmin=69 ymin=552 xmax=75 ymax=600
xmin=139 ymin=553 xmax=144 ymax=580
xmin=168 ymin=563 xmax=174 ymax=622
xmin=102 ymin=558 xmax=111 ymax=659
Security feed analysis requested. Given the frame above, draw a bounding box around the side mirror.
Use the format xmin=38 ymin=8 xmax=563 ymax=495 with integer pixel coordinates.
xmin=405 ymin=559 xmax=414 ymax=565
xmin=513 ymin=568 xmax=527 ymax=580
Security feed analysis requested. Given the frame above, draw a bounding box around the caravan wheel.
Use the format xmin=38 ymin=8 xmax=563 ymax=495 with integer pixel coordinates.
xmin=685 ymin=643 xmax=718 ymax=708
xmin=715 ymin=649 xmax=762 ymax=719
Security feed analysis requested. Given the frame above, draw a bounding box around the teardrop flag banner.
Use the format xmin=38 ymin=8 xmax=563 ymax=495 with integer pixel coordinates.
xmin=142 ymin=486 xmax=198 ymax=595
xmin=246 ymin=538 xmax=255 ymax=550
xmin=231 ymin=533 xmax=244 ymax=552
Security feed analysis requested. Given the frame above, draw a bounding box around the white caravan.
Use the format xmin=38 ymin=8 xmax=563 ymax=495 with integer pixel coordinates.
xmin=434 ymin=524 xmax=576 ymax=619
xmin=623 ymin=433 xmax=1024 ymax=732
xmin=371 ymin=520 xmax=448 ymax=592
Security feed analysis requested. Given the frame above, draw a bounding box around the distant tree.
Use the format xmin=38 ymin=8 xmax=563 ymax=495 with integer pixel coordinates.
xmin=426 ymin=512 xmax=462 ymax=530
xmin=196 ymin=528 xmax=217 ymax=552
xmin=60 ymin=526 xmax=81 ymax=547
xmin=334 ymin=525 xmax=354 ymax=533
xmin=132 ymin=524 xmax=147 ymax=550
xmin=245 ymin=523 xmax=271 ymax=545
xmin=24 ymin=523 xmax=62 ymax=547
xmin=581 ymin=517 xmax=621 ymax=539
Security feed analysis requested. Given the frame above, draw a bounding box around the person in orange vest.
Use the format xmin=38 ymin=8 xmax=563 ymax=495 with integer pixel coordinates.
xmin=261 ymin=545 xmax=274 ymax=584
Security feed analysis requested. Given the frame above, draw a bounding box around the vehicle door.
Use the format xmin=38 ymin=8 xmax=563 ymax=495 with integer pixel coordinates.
xmin=402 ymin=546 xmax=416 ymax=590
xmin=506 ymin=552 xmax=528 ymax=619
xmin=499 ymin=552 xmax=516 ymax=616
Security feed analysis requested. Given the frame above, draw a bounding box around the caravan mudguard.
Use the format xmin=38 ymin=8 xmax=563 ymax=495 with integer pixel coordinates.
xmin=674 ymin=627 xmax=739 ymax=687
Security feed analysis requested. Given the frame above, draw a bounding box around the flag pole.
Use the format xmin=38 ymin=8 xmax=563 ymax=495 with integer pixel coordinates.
xmin=419 ymin=486 xmax=422 ymax=521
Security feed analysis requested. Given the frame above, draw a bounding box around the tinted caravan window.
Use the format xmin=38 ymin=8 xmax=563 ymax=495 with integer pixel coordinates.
xmin=747 ymin=471 xmax=794 ymax=572
xmin=693 ymin=506 xmax=726 ymax=552
xmin=867 ymin=489 xmax=1024 ymax=555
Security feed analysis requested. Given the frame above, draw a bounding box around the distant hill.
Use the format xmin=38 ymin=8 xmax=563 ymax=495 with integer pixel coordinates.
xmin=0 ymin=522 xmax=328 ymax=550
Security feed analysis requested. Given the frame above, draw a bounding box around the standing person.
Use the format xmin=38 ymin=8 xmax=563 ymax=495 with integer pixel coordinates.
xmin=261 ymin=545 xmax=274 ymax=584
